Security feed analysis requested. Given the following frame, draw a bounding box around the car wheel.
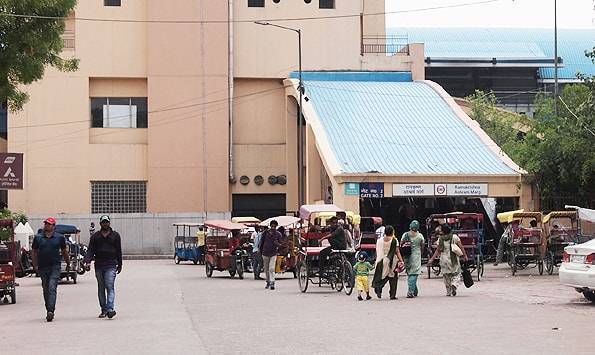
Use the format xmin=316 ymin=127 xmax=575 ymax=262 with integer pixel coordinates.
xmin=583 ymin=291 xmax=595 ymax=303
xmin=10 ymin=289 xmax=16 ymax=304
xmin=174 ymin=255 xmax=180 ymax=264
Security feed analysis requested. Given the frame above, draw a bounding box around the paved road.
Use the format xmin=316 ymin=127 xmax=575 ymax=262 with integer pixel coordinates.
xmin=1 ymin=260 xmax=593 ymax=354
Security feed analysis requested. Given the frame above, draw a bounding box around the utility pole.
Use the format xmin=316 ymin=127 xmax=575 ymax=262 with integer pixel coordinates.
xmin=554 ymin=0 xmax=559 ymax=115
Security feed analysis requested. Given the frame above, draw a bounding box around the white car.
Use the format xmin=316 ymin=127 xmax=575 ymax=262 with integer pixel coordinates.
xmin=559 ymin=239 xmax=595 ymax=303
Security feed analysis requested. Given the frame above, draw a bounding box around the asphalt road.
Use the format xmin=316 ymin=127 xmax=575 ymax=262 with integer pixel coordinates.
xmin=1 ymin=260 xmax=593 ymax=355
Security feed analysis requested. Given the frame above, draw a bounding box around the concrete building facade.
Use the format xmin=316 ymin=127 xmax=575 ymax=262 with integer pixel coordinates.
xmin=6 ymin=1 xmax=533 ymax=253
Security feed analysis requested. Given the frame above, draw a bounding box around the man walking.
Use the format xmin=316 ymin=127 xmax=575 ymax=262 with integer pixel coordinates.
xmin=31 ymin=217 xmax=70 ymax=322
xmin=259 ymin=220 xmax=282 ymax=290
xmin=84 ymin=215 xmax=122 ymax=319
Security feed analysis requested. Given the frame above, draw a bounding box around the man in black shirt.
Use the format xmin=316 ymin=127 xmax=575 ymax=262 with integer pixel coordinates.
xmin=84 ymin=215 xmax=122 ymax=319
xmin=319 ymin=217 xmax=347 ymax=275
xmin=32 ymin=217 xmax=70 ymax=322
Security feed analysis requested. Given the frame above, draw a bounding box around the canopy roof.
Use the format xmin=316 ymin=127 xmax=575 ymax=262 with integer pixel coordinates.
xmin=497 ymin=209 xmax=525 ymax=223
xmin=565 ymin=206 xmax=595 ymax=223
xmin=259 ymin=216 xmax=300 ymax=227
xmin=231 ymin=217 xmax=261 ymax=224
xmin=204 ymin=220 xmax=246 ymax=231
xmin=543 ymin=211 xmax=577 ymax=224
xmin=299 ymin=204 xmax=344 ymax=220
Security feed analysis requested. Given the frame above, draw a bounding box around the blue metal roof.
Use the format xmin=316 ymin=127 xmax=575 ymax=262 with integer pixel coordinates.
xmin=389 ymin=28 xmax=595 ymax=80
xmin=302 ymin=73 xmax=519 ymax=175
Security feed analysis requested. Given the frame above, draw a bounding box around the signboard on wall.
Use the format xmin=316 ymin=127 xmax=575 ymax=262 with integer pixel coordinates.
xmin=0 ymin=153 xmax=24 ymax=190
xmin=447 ymin=183 xmax=488 ymax=196
xmin=392 ymin=183 xmax=488 ymax=197
xmin=344 ymin=183 xmax=360 ymax=196
xmin=360 ymin=183 xmax=384 ymax=198
xmin=393 ymin=184 xmax=434 ymax=196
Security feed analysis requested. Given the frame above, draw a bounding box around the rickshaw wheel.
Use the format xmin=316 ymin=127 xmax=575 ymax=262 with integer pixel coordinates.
xmin=10 ymin=289 xmax=16 ymax=304
xmin=205 ymin=262 xmax=214 ymax=277
xmin=73 ymin=273 xmax=77 ymax=284
xmin=174 ymin=255 xmax=180 ymax=264
xmin=237 ymin=264 xmax=244 ymax=280
xmin=511 ymin=255 xmax=517 ymax=276
xmin=298 ymin=261 xmax=309 ymax=293
xmin=545 ymin=252 xmax=554 ymax=275
xmin=538 ymin=261 xmax=544 ymax=275
xmin=229 ymin=269 xmax=236 ymax=278
xmin=477 ymin=258 xmax=483 ymax=282
xmin=342 ymin=260 xmax=355 ymax=296
xmin=427 ymin=265 xmax=431 ymax=279
xmin=292 ymin=269 xmax=297 ymax=279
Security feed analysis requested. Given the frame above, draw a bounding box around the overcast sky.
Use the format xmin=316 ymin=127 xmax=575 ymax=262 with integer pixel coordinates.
xmin=386 ymin=0 xmax=595 ymax=28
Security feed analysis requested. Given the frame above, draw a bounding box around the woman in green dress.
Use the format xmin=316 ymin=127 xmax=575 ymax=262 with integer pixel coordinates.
xmin=401 ymin=220 xmax=424 ymax=298
xmin=427 ymin=223 xmax=468 ymax=296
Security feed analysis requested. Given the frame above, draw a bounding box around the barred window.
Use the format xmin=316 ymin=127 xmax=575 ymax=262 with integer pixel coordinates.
xmin=91 ymin=181 xmax=147 ymax=213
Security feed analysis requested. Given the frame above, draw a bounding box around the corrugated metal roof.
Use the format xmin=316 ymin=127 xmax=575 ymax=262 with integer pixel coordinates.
xmin=390 ymin=28 xmax=595 ymax=80
xmin=424 ymin=41 xmax=547 ymax=59
xmin=303 ymin=75 xmax=519 ymax=175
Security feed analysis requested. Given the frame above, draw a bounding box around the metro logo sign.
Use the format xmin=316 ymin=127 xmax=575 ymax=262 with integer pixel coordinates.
xmin=0 ymin=153 xmax=24 ymax=190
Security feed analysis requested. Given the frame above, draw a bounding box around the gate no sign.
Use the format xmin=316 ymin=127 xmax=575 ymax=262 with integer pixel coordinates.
xmin=0 ymin=153 xmax=24 ymax=190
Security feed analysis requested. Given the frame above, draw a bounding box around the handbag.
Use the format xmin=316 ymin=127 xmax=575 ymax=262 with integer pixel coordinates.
xmin=450 ymin=238 xmax=463 ymax=257
xmin=462 ymin=266 xmax=474 ymax=288
xmin=400 ymin=233 xmax=412 ymax=257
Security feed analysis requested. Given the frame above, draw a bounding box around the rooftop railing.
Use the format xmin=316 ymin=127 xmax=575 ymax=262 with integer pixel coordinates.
xmin=361 ymin=35 xmax=409 ymax=55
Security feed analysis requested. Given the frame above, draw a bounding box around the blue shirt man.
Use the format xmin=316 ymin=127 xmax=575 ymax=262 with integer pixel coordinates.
xmin=31 ymin=217 xmax=70 ymax=322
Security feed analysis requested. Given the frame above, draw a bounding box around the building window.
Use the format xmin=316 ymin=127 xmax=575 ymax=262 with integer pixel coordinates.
xmin=91 ymin=181 xmax=147 ymax=213
xmin=248 ymin=0 xmax=265 ymax=7
xmin=104 ymin=0 xmax=121 ymax=6
xmin=91 ymin=97 xmax=147 ymax=128
xmin=319 ymin=0 xmax=334 ymax=9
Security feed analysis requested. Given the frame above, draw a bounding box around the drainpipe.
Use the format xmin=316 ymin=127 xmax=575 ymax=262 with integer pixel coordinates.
xmin=228 ymin=0 xmax=236 ymax=184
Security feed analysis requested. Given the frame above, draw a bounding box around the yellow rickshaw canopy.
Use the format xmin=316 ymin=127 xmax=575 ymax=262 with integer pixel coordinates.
xmin=497 ymin=209 xmax=525 ymax=223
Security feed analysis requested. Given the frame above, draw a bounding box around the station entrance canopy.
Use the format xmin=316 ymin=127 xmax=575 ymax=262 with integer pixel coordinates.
xmin=284 ymin=71 xmax=533 ymax=213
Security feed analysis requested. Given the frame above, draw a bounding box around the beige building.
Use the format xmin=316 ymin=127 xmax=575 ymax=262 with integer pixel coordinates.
xmin=6 ymin=1 xmax=534 ymax=252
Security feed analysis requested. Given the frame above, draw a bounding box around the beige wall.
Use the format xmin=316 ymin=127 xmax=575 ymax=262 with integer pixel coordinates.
xmin=8 ymin=0 xmax=231 ymax=214
xmin=231 ymin=79 xmax=288 ymax=196
xmin=146 ymin=1 xmax=229 ymax=213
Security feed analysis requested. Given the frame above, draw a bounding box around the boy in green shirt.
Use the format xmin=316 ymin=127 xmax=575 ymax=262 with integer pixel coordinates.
xmin=354 ymin=252 xmax=375 ymax=301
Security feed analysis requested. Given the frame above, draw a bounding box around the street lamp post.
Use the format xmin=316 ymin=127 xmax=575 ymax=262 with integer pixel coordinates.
xmin=554 ymin=0 xmax=559 ymax=115
xmin=255 ymin=21 xmax=304 ymax=208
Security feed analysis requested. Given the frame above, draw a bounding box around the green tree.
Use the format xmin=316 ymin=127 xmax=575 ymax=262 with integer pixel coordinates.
xmin=467 ymin=49 xmax=595 ymax=210
xmin=0 ymin=0 xmax=78 ymax=111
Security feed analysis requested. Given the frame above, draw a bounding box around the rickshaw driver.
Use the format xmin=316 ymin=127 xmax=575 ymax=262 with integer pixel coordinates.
xmin=319 ymin=217 xmax=347 ymax=276
xmin=228 ymin=230 xmax=242 ymax=273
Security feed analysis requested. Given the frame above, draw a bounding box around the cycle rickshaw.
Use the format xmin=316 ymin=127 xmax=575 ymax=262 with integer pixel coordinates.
xmin=355 ymin=217 xmax=382 ymax=263
xmin=426 ymin=213 xmax=485 ymax=281
xmin=204 ymin=220 xmax=249 ymax=279
xmin=506 ymin=212 xmax=545 ymax=276
xmin=543 ymin=211 xmax=578 ymax=275
xmin=0 ymin=219 xmax=16 ymax=304
xmin=173 ymin=223 xmax=204 ymax=265
xmin=296 ymin=205 xmax=355 ymax=295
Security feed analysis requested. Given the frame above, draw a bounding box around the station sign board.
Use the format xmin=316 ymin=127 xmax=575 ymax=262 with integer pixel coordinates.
xmin=0 ymin=153 xmax=24 ymax=190
xmin=344 ymin=183 xmax=360 ymax=196
xmin=392 ymin=183 xmax=488 ymax=197
xmin=360 ymin=183 xmax=384 ymax=198
xmin=392 ymin=184 xmax=435 ymax=196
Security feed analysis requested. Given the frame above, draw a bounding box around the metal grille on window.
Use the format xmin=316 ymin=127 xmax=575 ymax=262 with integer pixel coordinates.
xmin=91 ymin=181 xmax=147 ymax=213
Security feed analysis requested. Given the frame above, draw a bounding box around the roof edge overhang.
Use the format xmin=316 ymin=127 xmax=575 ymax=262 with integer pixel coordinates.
xmin=425 ymin=57 xmax=562 ymax=68
xmin=539 ymin=78 xmax=581 ymax=84
xmin=283 ymin=78 xmax=343 ymax=177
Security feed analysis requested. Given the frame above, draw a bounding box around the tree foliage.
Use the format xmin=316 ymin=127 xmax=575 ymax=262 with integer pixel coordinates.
xmin=0 ymin=0 xmax=78 ymax=111
xmin=467 ymin=49 xmax=595 ymax=210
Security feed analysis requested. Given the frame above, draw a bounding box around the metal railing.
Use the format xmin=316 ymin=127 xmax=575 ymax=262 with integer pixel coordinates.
xmin=62 ymin=30 xmax=75 ymax=50
xmin=361 ymin=35 xmax=409 ymax=55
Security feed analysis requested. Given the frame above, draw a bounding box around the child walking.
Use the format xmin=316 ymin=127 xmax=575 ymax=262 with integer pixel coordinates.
xmin=353 ymin=252 xmax=375 ymax=301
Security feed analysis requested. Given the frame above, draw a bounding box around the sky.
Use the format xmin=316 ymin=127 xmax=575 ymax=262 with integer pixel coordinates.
xmin=386 ymin=0 xmax=595 ymax=28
